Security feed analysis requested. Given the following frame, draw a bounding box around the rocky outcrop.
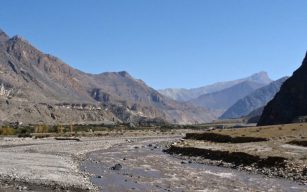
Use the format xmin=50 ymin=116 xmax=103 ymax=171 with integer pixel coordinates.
xmin=220 ymin=77 xmax=288 ymax=119
xmin=258 ymin=52 xmax=307 ymax=125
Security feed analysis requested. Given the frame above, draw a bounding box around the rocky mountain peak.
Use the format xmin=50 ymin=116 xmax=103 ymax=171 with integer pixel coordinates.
xmin=8 ymin=35 xmax=35 ymax=48
xmin=0 ymin=28 xmax=9 ymax=43
xmin=6 ymin=35 xmax=45 ymax=67
xmin=248 ymin=71 xmax=272 ymax=84
xmin=118 ymin=71 xmax=131 ymax=77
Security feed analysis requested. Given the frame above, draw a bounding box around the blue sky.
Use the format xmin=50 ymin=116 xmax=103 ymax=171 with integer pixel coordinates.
xmin=1 ymin=0 xmax=307 ymax=89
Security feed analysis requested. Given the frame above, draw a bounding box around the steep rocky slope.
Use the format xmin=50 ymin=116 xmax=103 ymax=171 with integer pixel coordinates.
xmin=258 ymin=52 xmax=307 ymax=125
xmin=220 ymin=77 xmax=288 ymax=119
xmin=0 ymin=29 xmax=215 ymax=125
xmin=159 ymin=72 xmax=272 ymax=101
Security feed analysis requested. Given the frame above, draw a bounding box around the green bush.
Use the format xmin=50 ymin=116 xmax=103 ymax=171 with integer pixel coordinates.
xmin=16 ymin=127 xmax=34 ymax=137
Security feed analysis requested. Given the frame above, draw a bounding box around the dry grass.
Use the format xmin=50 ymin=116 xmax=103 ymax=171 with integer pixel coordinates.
xmin=210 ymin=123 xmax=307 ymax=141
xmin=176 ymin=123 xmax=307 ymax=164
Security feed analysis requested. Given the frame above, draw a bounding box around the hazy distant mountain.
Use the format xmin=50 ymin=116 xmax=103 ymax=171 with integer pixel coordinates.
xmin=258 ymin=52 xmax=307 ymax=125
xmin=0 ymin=29 xmax=216 ymax=125
xmin=220 ymin=77 xmax=288 ymax=119
xmin=189 ymin=80 xmax=268 ymax=114
xmin=159 ymin=72 xmax=272 ymax=101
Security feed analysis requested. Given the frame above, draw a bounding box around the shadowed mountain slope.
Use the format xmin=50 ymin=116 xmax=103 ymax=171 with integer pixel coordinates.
xmin=258 ymin=52 xmax=307 ymax=125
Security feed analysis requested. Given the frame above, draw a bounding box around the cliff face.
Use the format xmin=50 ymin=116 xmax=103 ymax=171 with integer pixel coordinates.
xmin=258 ymin=52 xmax=307 ymax=125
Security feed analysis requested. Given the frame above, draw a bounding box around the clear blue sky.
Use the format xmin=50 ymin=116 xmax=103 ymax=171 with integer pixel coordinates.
xmin=1 ymin=0 xmax=307 ymax=89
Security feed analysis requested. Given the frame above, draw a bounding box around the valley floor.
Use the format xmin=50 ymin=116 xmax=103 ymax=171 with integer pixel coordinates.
xmin=0 ymin=127 xmax=306 ymax=192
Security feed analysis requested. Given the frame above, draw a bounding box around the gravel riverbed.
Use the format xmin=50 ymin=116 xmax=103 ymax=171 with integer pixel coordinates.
xmin=0 ymin=136 xmax=306 ymax=192
xmin=81 ymin=137 xmax=307 ymax=192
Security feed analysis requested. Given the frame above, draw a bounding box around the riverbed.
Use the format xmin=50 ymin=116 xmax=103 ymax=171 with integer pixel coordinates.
xmin=81 ymin=137 xmax=307 ymax=192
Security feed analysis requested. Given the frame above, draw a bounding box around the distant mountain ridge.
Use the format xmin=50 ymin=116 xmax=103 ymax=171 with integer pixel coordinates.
xmin=220 ymin=77 xmax=288 ymax=119
xmin=159 ymin=72 xmax=272 ymax=101
xmin=0 ymin=28 xmax=216 ymax=125
xmin=189 ymin=80 xmax=269 ymax=114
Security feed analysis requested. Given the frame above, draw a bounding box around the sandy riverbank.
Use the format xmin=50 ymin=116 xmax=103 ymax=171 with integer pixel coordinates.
xmin=0 ymin=136 xmax=129 ymax=191
xmin=0 ymin=129 xmax=183 ymax=192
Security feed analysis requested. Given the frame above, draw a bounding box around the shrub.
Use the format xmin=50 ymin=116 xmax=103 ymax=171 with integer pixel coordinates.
xmin=16 ymin=127 xmax=33 ymax=137
xmin=0 ymin=126 xmax=16 ymax=135
xmin=34 ymin=124 xmax=49 ymax=133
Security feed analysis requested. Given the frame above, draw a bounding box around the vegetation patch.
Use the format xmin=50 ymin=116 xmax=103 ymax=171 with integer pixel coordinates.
xmin=0 ymin=126 xmax=16 ymax=135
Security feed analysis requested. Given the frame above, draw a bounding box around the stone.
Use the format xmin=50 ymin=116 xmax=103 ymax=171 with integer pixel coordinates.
xmin=111 ymin=164 xmax=122 ymax=171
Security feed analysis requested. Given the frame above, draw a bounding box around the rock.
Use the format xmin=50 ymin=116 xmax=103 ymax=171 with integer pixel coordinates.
xmin=111 ymin=164 xmax=122 ymax=171
xmin=245 ymin=166 xmax=253 ymax=171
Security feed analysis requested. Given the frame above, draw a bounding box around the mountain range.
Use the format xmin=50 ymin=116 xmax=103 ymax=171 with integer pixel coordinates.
xmin=159 ymin=72 xmax=272 ymax=102
xmin=0 ymin=29 xmax=216 ymax=125
xmin=189 ymin=79 xmax=270 ymax=113
xmin=159 ymin=72 xmax=273 ymax=117
xmin=1 ymin=28 xmax=296 ymax=126
xmin=220 ymin=76 xmax=288 ymax=119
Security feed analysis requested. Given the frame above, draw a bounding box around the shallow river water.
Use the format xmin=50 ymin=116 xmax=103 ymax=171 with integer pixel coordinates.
xmin=81 ymin=137 xmax=307 ymax=192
